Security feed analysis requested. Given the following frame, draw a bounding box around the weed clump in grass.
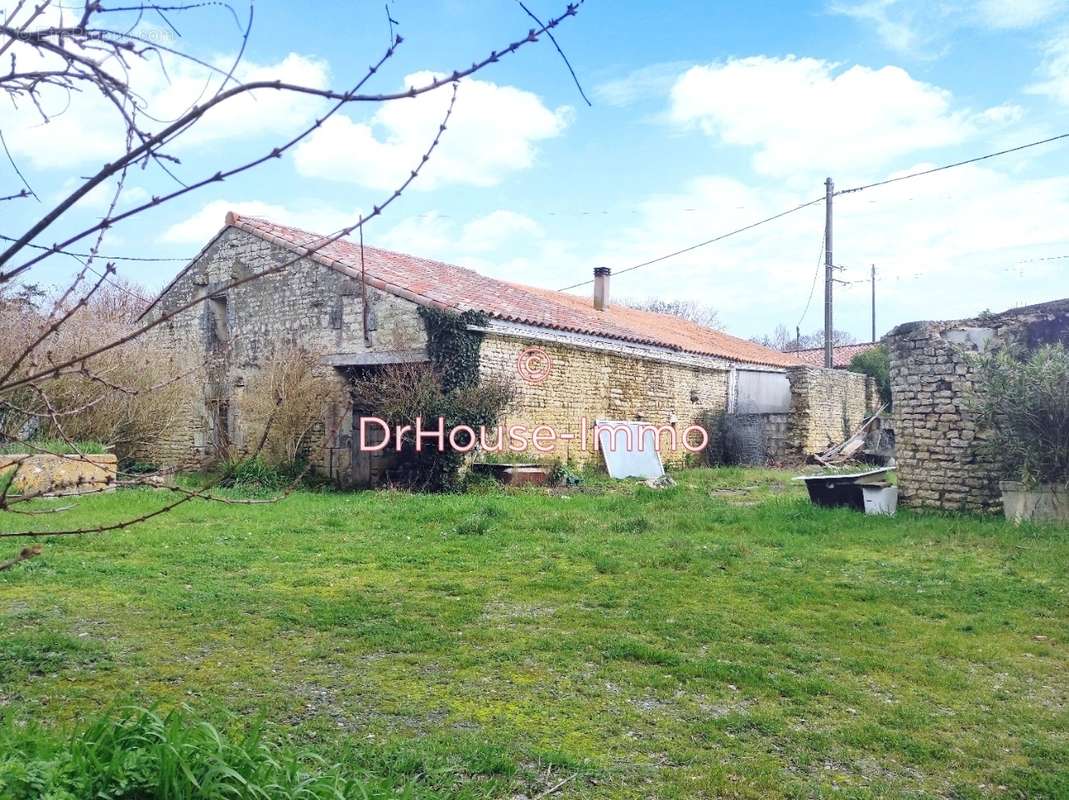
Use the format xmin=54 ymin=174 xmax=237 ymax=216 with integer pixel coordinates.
xmin=450 ymin=503 xmax=504 ymax=536
xmin=454 ymin=511 xmax=492 ymax=537
xmin=612 ymin=516 xmax=651 ymax=534
xmin=593 ymin=554 xmax=625 ymax=574
xmin=219 ymin=457 xmax=333 ymax=494
xmin=0 ymin=707 xmax=369 ymax=799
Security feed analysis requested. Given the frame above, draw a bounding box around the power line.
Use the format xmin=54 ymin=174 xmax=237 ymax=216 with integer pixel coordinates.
xmin=558 ymin=130 xmax=1069 ymax=291
xmin=0 ymin=233 xmax=190 ymax=262
xmin=833 ymin=253 xmax=1069 ymax=287
xmin=55 ymin=251 xmax=155 ymax=305
xmin=557 ymin=196 xmax=826 ymax=291
xmin=834 ymin=132 xmax=1069 ymax=197
xmin=796 ymin=227 xmax=826 ymax=330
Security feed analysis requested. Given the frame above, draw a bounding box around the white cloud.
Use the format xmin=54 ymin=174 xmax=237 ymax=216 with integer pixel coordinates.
xmin=1028 ymin=32 xmax=1069 ymax=106
xmin=152 ymin=53 xmax=330 ymax=150
xmin=828 ymin=1 xmax=925 ymax=54
xmin=974 ymin=0 xmax=1065 ymax=29
xmin=53 ymin=179 xmax=150 ymax=212
xmin=379 ymin=209 xmax=544 ymax=256
xmin=0 ymin=5 xmax=329 ymax=172
xmin=574 ymin=165 xmax=1069 ymax=339
xmin=592 ymin=62 xmax=690 ymax=107
xmin=293 ymin=71 xmax=570 ymax=191
xmin=829 ymin=0 xmax=1066 ymax=54
xmin=668 ymin=56 xmax=987 ymax=179
xmin=377 ymin=209 xmax=575 ymax=284
xmin=457 ymin=210 xmax=543 ymax=252
xmin=161 ymin=200 xmax=361 ymax=244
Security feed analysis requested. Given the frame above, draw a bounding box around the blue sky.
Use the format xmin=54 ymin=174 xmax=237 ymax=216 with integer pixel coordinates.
xmin=3 ymin=0 xmax=1069 ymax=341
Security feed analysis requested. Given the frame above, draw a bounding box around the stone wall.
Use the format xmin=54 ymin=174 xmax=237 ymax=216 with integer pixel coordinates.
xmin=139 ymin=225 xmax=744 ymax=478
xmin=478 ymin=334 xmax=731 ymax=467
xmin=140 ymin=226 xmax=427 ymax=477
xmin=887 ymin=299 xmax=1069 ymax=512
xmin=721 ymin=413 xmax=789 ymax=466
xmin=140 ymin=224 xmax=877 ymax=480
xmin=0 ymin=453 xmax=117 ymax=497
xmin=786 ymin=366 xmax=875 ymax=455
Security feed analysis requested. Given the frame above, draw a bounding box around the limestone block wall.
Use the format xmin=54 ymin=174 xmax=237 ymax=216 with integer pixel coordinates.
xmin=140 ymin=226 xmax=427 ymax=475
xmin=887 ymin=299 xmax=1069 ymax=512
xmin=786 ymin=366 xmax=875 ymax=455
xmin=477 ymin=334 xmax=731 ymax=467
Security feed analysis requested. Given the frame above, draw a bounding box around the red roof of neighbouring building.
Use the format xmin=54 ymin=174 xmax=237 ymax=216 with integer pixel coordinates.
xmin=793 ymin=342 xmax=879 ymax=368
xmin=149 ymin=214 xmax=805 ymax=369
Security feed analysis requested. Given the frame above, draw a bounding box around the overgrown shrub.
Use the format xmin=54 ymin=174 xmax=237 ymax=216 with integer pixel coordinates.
xmin=550 ymin=460 xmax=583 ymax=486
xmin=0 ymin=706 xmax=369 ymax=799
xmin=849 ymin=344 xmax=891 ymax=407
xmin=974 ymin=343 xmax=1069 ymax=487
xmin=237 ymin=347 xmax=337 ymax=466
xmin=0 ymin=286 xmax=195 ymax=462
xmin=350 ymin=362 xmax=513 ymax=491
xmin=347 ymin=308 xmax=513 ymax=491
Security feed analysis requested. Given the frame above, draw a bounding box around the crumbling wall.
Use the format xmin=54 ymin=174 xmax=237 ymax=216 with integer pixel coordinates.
xmin=721 ymin=413 xmax=789 ymax=465
xmin=886 ymin=298 xmax=1069 ymax=512
xmin=786 ymin=366 xmax=875 ymax=455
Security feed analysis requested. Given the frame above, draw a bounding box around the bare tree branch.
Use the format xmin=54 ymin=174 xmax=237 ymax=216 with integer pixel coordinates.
xmin=1 ymin=81 xmax=459 ymax=394
xmin=0 ymin=0 xmax=585 ymax=547
xmin=0 ymin=1 xmax=581 ymax=277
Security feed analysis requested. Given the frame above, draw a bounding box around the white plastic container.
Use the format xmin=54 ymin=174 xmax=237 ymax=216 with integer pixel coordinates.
xmin=861 ymin=485 xmax=898 ymax=516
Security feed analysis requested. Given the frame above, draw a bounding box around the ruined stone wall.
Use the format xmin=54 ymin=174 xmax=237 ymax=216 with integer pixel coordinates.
xmin=140 ymin=226 xmax=427 ymax=475
xmin=721 ymin=413 xmax=789 ymax=466
xmin=477 ymin=334 xmax=731 ymax=467
xmin=786 ymin=366 xmax=875 ymax=455
xmin=887 ymin=299 xmax=1069 ymax=512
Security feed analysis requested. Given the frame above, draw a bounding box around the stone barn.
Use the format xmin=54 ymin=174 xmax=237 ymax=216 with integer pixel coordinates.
xmin=139 ymin=213 xmax=872 ymax=485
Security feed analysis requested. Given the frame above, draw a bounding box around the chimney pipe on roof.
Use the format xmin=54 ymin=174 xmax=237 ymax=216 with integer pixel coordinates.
xmin=593 ymin=267 xmax=611 ymax=311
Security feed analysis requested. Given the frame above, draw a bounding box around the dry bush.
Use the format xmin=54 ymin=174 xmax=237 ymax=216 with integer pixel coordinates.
xmin=238 ymin=348 xmax=337 ymax=466
xmin=0 ymin=288 xmax=194 ymax=462
xmin=84 ymin=278 xmax=151 ymax=325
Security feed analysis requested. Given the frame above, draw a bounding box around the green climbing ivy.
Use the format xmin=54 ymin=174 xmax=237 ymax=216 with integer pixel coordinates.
xmin=419 ymin=307 xmax=488 ymax=392
xmin=350 ymin=306 xmax=505 ymax=491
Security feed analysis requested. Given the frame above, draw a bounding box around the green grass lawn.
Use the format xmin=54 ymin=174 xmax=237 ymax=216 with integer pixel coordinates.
xmin=1 ymin=468 xmax=1067 ymax=799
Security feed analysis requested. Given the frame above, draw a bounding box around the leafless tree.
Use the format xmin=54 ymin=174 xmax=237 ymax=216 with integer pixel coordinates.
xmin=752 ymin=325 xmax=857 ymax=352
xmin=0 ymin=0 xmax=585 ymax=555
xmin=622 ymin=298 xmax=723 ymax=330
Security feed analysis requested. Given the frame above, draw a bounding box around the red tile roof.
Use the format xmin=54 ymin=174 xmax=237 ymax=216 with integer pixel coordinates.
xmin=223 ymin=213 xmax=804 ymax=369
xmin=793 ymin=342 xmax=879 ymax=368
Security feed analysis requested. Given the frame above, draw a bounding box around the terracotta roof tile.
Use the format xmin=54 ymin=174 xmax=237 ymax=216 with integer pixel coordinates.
xmin=793 ymin=342 xmax=879 ymax=368
xmin=228 ymin=213 xmax=804 ymax=369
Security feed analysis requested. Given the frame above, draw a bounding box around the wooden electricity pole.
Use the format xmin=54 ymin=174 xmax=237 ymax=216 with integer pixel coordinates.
xmin=871 ymin=264 xmax=876 ymax=343
xmin=824 ymin=177 xmax=834 ymax=368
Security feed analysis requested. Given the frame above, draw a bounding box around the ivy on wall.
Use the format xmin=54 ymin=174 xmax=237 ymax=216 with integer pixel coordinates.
xmin=348 ymin=306 xmax=506 ymax=491
xmin=418 ymin=307 xmax=488 ymax=392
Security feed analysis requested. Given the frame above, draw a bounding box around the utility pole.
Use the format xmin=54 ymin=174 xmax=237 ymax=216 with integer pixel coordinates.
xmin=870 ymin=264 xmax=876 ymax=343
xmin=824 ymin=177 xmax=834 ymax=368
